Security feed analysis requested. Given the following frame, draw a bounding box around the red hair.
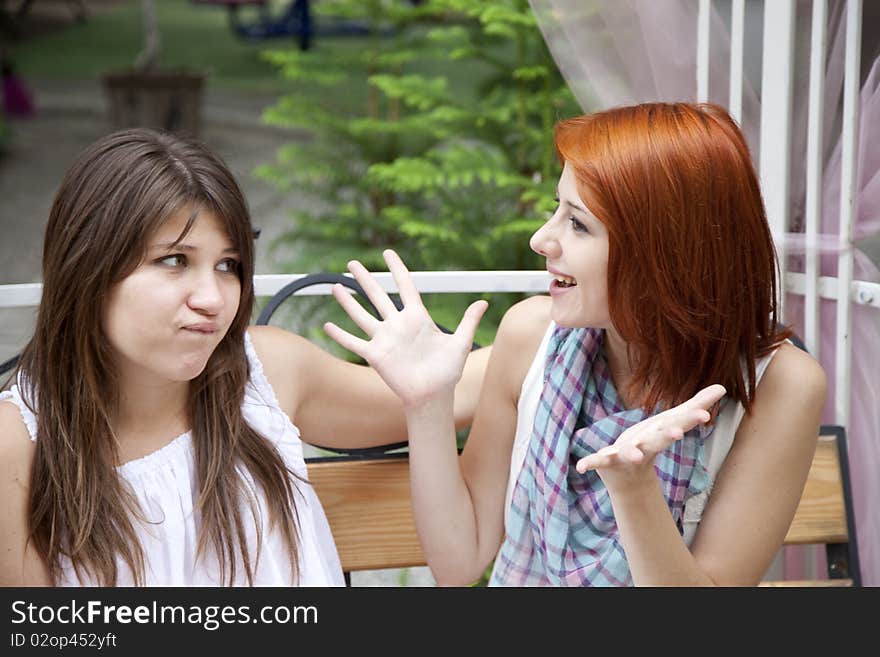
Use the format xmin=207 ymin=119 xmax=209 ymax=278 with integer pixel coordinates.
xmin=554 ymin=102 xmax=790 ymax=412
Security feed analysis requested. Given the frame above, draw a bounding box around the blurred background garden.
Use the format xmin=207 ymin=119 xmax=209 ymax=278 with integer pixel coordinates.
xmin=0 ymin=0 xmax=582 ymax=358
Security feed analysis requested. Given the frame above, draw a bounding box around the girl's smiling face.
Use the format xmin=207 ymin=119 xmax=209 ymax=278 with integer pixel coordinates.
xmin=529 ymin=162 xmax=612 ymax=329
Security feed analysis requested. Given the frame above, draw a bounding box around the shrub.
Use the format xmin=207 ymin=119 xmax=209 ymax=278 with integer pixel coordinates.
xmin=258 ymin=0 xmax=580 ymax=346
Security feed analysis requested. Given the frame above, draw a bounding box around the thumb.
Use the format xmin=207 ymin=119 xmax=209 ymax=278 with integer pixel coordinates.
xmin=454 ymin=299 xmax=488 ymax=346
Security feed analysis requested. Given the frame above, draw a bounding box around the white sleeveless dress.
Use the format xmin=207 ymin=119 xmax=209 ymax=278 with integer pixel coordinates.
xmin=0 ymin=331 xmax=344 ymax=586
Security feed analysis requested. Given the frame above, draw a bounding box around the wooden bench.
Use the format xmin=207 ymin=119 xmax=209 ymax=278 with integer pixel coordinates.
xmin=307 ymin=425 xmax=861 ymax=587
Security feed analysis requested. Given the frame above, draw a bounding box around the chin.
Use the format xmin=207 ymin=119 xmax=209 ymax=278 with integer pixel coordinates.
xmin=550 ymin=305 xmax=582 ymax=329
xmin=550 ymin=308 xmax=601 ymax=330
xmin=172 ymin=358 xmax=211 ymax=382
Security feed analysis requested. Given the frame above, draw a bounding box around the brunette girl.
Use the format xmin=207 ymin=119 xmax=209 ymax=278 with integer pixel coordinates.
xmin=0 ymin=128 xmax=486 ymax=586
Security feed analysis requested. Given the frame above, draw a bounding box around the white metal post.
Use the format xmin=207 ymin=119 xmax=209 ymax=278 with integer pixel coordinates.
xmin=697 ymin=0 xmax=711 ymax=102
xmin=729 ymin=0 xmax=745 ymax=122
xmin=805 ymin=0 xmax=828 ymax=358
xmin=759 ymin=0 xmax=796 ymax=317
xmin=835 ymin=0 xmax=863 ymax=429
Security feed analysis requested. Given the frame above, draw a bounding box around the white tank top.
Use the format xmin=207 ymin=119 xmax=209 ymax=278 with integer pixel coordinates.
xmin=0 ymin=332 xmax=345 ymax=586
xmin=502 ymin=322 xmax=780 ymax=547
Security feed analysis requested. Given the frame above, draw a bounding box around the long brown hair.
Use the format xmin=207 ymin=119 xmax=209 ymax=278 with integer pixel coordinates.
xmin=17 ymin=128 xmax=302 ymax=585
xmin=555 ymin=102 xmax=791 ymax=413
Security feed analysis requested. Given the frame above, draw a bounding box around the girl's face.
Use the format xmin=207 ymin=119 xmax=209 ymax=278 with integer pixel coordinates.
xmin=103 ymin=207 xmax=242 ymax=387
xmin=529 ymin=162 xmax=611 ymax=329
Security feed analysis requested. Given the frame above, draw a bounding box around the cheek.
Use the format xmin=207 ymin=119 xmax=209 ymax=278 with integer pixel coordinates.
xmin=223 ymin=281 xmax=242 ymax=322
xmin=575 ymin=260 xmax=611 ymax=317
xmin=104 ymin=279 xmax=175 ymax=338
xmin=103 ymin=286 xmax=136 ymax=340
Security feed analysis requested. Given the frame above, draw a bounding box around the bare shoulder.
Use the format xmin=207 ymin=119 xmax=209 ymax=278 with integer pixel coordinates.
xmin=0 ymin=401 xmax=35 ymax=480
xmin=495 ymin=295 xmax=552 ymax=351
xmin=0 ymin=401 xmax=51 ymax=585
xmin=247 ymin=324 xmax=306 ymax=363
xmin=734 ymin=342 xmax=827 ymax=454
xmin=246 ymin=325 xmax=317 ymax=415
xmin=247 ymin=324 xmax=370 ymax=423
xmin=491 ymin=295 xmax=552 ymax=402
xmin=757 ymin=342 xmax=827 ymax=417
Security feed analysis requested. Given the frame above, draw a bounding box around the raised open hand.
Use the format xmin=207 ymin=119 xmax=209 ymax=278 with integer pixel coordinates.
xmin=324 ymin=249 xmax=488 ymax=408
xmin=575 ymin=384 xmax=727 ymax=482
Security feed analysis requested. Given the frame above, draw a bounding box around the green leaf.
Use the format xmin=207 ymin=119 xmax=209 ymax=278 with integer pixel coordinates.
xmin=512 ymin=65 xmax=549 ymax=81
xmin=368 ymin=74 xmax=449 ymax=110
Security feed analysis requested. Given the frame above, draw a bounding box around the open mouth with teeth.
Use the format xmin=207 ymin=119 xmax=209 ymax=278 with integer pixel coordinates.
xmin=553 ymin=274 xmax=577 ymax=288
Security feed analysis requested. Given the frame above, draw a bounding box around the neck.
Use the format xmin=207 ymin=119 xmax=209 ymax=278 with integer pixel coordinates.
xmin=602 ymin=327 xmax=640 ymax=409
xmin=113 ymin=377 xmax=190 ymax=448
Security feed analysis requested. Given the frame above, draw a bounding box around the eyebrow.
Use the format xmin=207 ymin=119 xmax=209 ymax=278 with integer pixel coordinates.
xmin=152 ymin=242 xmax=239 ymax=254
xmin=555 ymin=190 xmax=590 ymax=215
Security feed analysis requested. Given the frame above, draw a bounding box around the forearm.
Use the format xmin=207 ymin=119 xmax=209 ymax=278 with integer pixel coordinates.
xmin=452 ymin=346 xmax=491 ymax=431
xmin=607 ymin=475 xmax=717 ymax=587
xmin=405 ymin=394 xmax=486 ymax=585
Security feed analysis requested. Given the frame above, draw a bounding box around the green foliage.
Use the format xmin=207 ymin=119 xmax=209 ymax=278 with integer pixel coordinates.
xmin=259 ymin=0 xmax=580 ymax=345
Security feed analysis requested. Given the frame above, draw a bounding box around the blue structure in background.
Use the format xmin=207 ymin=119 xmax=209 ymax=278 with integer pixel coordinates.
xmin=193 ymin=0 xmax=380 ymax=51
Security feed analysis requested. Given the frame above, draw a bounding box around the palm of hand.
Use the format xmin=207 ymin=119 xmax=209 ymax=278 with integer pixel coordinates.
xmin=575 ymin=384 xmax=726 ymax=485
xmin=363 ymin=303 xmax=473 ymax=406
xmin=324 ymin=250 xmax=487 ymax=408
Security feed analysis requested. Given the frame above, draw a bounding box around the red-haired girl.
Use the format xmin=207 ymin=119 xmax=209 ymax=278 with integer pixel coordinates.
xmin=327 ymin=102 xmax=827 ymax=586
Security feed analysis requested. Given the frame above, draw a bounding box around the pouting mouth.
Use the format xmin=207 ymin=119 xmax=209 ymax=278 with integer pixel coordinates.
xmin=552 ymin=274 xmax=577 ymax=288
xmin=181 ymin=324 xmax=218 ymax=334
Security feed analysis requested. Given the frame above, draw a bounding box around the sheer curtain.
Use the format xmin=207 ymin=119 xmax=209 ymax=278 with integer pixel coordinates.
xmin=529 ymin=0 xmax=880 ymax=585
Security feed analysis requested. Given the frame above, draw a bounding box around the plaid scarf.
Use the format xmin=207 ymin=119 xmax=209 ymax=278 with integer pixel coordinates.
xmin=490 ymin=327 xmax=712 ymax=586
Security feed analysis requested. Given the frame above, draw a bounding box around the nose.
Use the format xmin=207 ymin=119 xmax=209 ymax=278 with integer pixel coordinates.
xmin=187 ymin=269 xmax=225 ymax=315
xmin=529 ymin=215 xmax=561 ymax=258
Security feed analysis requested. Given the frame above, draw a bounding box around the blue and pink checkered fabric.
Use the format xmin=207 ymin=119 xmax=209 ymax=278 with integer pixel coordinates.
xmin=490 ymin=327 xmax=712 ymax=586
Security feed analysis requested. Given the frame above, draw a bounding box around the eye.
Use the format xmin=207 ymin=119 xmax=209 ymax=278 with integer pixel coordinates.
xmin=216 ymin=258 xmax=241 ymax=274
xmin=569 ymin=216 xmax=589 ymax=233
xmin=157 ymin=254 xmax=187 ymax=267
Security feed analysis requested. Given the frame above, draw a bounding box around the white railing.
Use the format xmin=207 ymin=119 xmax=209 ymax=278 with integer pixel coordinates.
xmin=0 ymin=272 xmax=552 ymax=311
xmin=3 ymin=272 xmax=879 ymax=308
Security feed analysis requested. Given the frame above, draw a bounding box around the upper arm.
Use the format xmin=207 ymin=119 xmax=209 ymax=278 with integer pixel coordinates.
xmin=459 ymin=296 xmax=552 ymax=563
xmin=248 ymin=325 xmax=409 ymax=449
xmin=689 ymin=344 xmax=828 ymax=585
xmin=0 ymin=402 xmax=52 ymax=586
xmin=249 ymin=325 xmax=492 ymax=451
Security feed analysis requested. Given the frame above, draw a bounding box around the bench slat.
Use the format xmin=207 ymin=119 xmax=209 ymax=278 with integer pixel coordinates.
xmin=784 ymin=437 xmax=848 ymax=545
xmin=307 ymin=458 xmax=425 ymax=573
